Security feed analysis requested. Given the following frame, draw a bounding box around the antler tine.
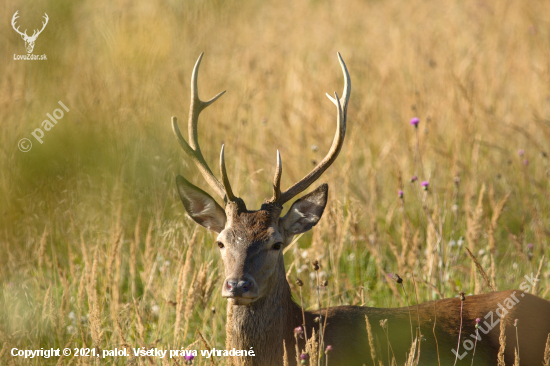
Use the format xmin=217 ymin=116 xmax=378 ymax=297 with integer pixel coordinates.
xmin=171 ymin=53 xmax=229 ymax=202
xmin=189 ymin=53 xmax=226 ymax=151
xmin=270 ymin=150 xmax=282 ymax=203
xmin=325 ymin=52 xmax=351 ymax=119
xmin=277 ymin=52 xmax=350 ymax=205
xmin=219 ymin=145 xmax=236 ymax=202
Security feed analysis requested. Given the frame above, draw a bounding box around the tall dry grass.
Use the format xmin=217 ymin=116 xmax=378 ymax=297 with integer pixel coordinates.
xmin=1 ymin=0 xmax=550 ymax=364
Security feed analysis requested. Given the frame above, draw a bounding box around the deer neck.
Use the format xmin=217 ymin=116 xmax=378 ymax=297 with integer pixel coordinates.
xmin=225 ymin=258 xmax=300 ymax=366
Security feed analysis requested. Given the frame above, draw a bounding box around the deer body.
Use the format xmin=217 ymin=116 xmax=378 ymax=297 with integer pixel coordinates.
xmin=171 ymin=53 xmax=550 ymax=365
xmin=227 ymin=280 xmax=550 ymax=365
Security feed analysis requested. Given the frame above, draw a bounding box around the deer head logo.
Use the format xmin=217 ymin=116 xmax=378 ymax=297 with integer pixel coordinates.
xmin=12 ymin=11 xmax=49 ymax=54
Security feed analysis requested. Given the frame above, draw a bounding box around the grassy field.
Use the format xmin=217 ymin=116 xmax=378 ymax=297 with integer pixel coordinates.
xmin=1 ymin=0 xmax=550 ymax=364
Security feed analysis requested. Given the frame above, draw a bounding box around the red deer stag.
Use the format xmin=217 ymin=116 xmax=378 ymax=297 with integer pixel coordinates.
xmin=172 ymin=53 xmax=550 ymax=365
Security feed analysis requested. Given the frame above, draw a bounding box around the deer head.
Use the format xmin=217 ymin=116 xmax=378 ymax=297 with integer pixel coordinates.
xmin=12 ymin=11 xmax=49 ymax=54
xmin=173 ymin=53 xmax=350 ymax=305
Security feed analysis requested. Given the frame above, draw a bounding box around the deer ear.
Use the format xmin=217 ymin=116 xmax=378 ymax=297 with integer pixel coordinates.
xmin=176 ymin=175 xmax=227 ymax=233
xmin=280 ymin=183 xmax=328 ymax=236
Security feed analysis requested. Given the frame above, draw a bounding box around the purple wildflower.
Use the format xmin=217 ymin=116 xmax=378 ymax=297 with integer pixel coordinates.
xmin=398 ymin=190 xmax=403 ymax=199
xmin=300 ymin=353 xmax=309 ymax=360
xmin=523 ymin=159 xmax=529 ymax=166
xmin=410 ymin=117 xmax=420 ymax=127
xmin=518 ymin=149 xmax=524 ymax=156
xmin=421 ymin=181 xmax=429 ymax=191
xmin=410 ymin=175 xmax=418 ymax=183
xmin=527 ymin=243 xmax=534 ymax=250
xmin=325 ymin=345 xmax=333 ymax=353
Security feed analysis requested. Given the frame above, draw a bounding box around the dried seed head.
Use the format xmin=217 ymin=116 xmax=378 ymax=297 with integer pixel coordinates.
xmin=312 ymin=261 xmax=319 ymax=271
xmin=295 ymin=278 xmax=303 ymax=287
xmin=460 ymin=292 xmax=465 ymax=301
xmin=388 ymin=273 xmax=403 ymax=284
xmin=322 ymin=280 xmax=328 ymax=287
xmin=211 ymin=306 xmax=216 ymax=314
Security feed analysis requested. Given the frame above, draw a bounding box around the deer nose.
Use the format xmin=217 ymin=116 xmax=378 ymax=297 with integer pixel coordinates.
xmin=226 ymin=279 xmax=251 ymax=292
xmin=224 ymin=278 xmax=253 ymax=297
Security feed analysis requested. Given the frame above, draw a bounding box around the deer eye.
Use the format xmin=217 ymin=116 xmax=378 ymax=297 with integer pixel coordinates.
xmin=272 ymin=242 xmax=282 ymax=251
xmin=217 ymin=241 xmax=225 ymax=249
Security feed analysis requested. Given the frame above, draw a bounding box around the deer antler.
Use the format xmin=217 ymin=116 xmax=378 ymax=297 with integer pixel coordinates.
xmin=30 ymin=13 xmax=49 ymax=39
xmin=11 ymin=11 xmax=27 ymax=37
xmin=172 ymin=53 xmax=237 ymax=203
xmin=270 ymin=52 xmax=351 ymax=205
xmin=220 ymin=145 xmax=237 ymax=202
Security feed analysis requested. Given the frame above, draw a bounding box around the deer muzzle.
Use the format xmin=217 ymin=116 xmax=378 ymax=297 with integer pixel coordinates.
xmin=222 ymin=276 xmax=258 ymax=303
